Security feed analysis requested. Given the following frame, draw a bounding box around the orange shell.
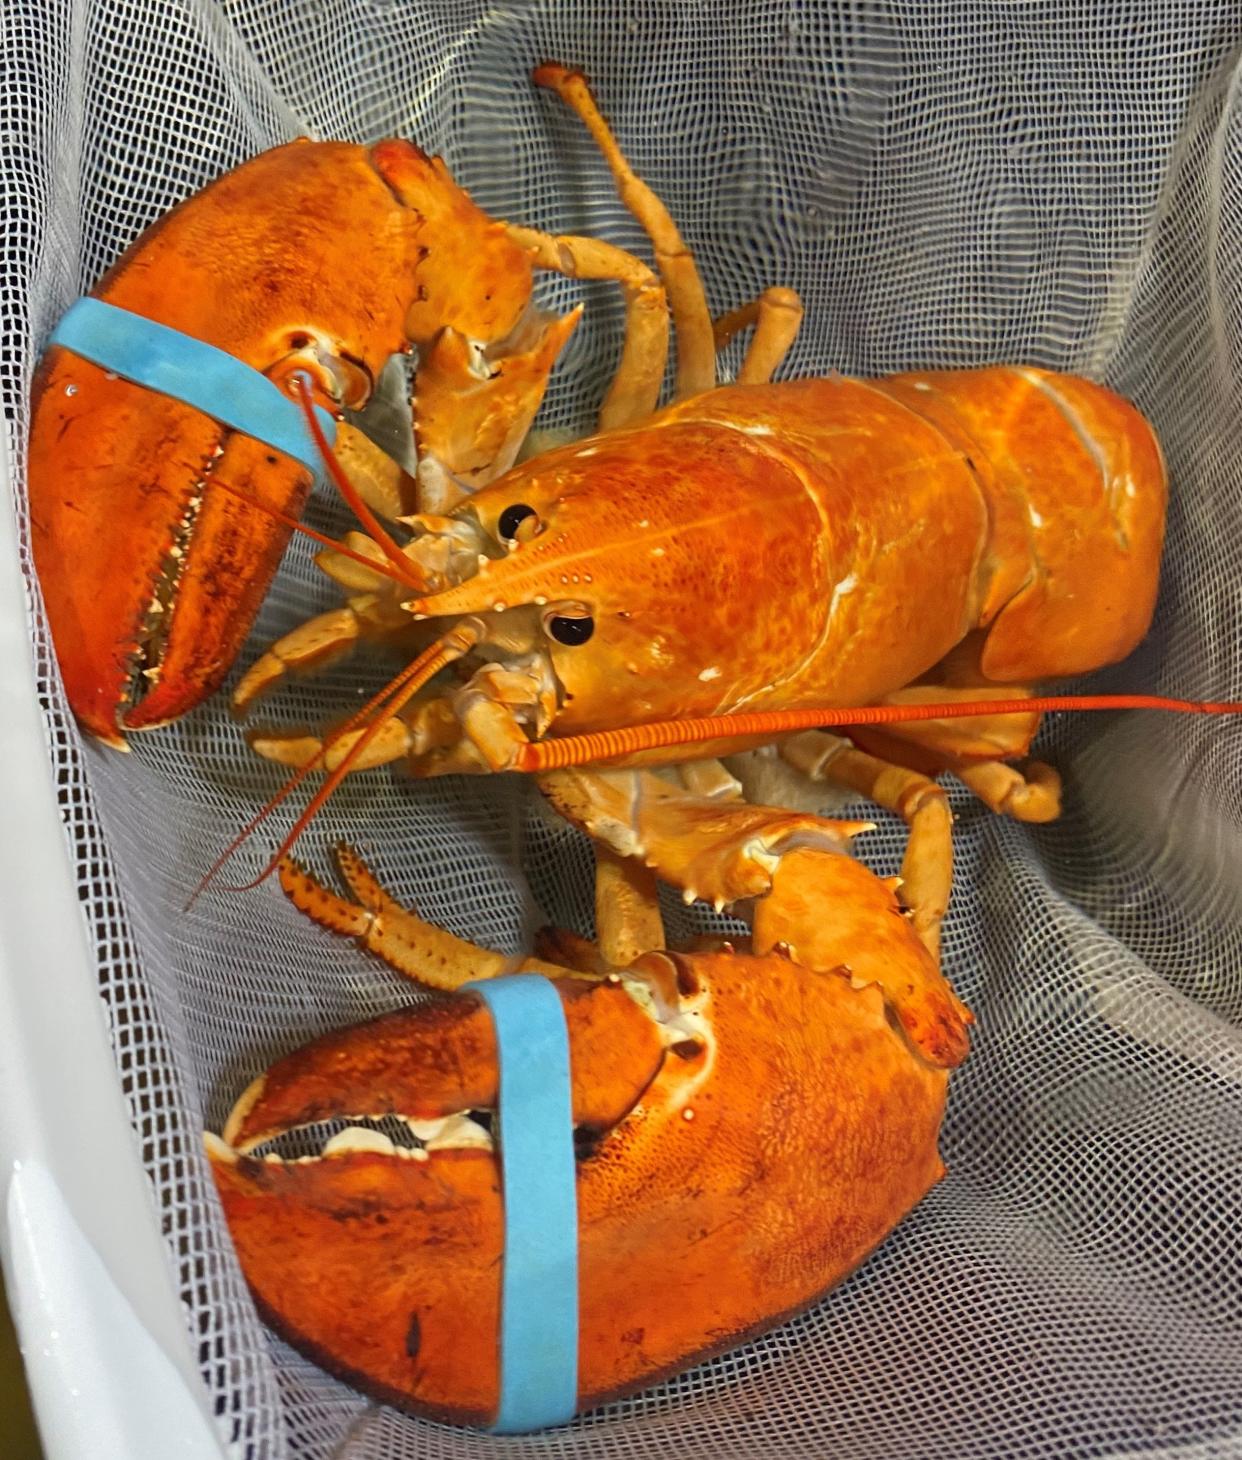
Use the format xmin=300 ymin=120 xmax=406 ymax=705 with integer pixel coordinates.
xmin=209 ymin=953 xmax=948 ymax=1424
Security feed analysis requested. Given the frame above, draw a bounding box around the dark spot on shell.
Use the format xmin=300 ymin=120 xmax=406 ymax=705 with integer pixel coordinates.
xmin=405 ymin=1312 xmax=421 ymax=1360
xmin=675 ymin=964 xmax=700 ymax=997
xmin=670 ymin=1038 xmax=703 ymax=1060
xmin=574 ymin=1128 xmax=605 ymax=1161
xmin=265 ymin=454 xmax=277 ymax=465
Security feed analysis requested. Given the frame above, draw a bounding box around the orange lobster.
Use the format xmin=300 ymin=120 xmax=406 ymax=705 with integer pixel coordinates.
xmin=202 ymin=68 xmax=1179 ymax=968
xmin=29 ymin=59 xmax=1237 ymax=1431
xmin=206 ymin=764 xmax=963 ymax=1425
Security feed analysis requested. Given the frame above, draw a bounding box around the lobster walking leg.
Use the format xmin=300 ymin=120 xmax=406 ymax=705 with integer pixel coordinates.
xmin=594 ymin=848 xmax=664 ymax=967
xmin=279 ymin=845 xmax=561 ymax=989
xmin=534 ymin=63 xmax=716 ymax=398
xmin=712 ymin=286 xmax=805 ymax=385
xmin=843 ymin=677 xmax=1064 ymax=823
xmin=955 ymin=758 xmax=1062 ymax=821
xmin=232 ymin=606 xmax=409 ymax=716
xmin=677 ymin=758 xmax=745 ymax=800
xmin=505 ymin=224 xmax=669 ymax=429
xmin=780 ymin=731 xmax=954 ymax=966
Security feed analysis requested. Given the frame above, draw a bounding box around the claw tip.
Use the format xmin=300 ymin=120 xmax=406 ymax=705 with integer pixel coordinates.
xmin=203 ymin=1131 xmax=237 ymax=1165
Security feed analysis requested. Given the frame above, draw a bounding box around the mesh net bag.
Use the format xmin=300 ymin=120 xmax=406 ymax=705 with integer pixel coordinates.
xmin=6 ymin=2 xmax=1242 ymax=1456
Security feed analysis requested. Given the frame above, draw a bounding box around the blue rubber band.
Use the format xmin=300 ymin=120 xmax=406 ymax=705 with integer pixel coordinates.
xmin=463 ymin=975 xmax=579 ymax=1433
xmin=48 ymin=297 xmax=337 ymax=473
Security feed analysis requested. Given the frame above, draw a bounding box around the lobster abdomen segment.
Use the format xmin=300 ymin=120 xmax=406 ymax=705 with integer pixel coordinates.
xmin=663 ymin=368 xmax=1166 ymax=703
xmin=877 ymin=367 xmax=1168 ymax=682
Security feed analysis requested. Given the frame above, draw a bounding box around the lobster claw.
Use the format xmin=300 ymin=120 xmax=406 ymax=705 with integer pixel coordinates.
xmin=207 ymin=950 xmax=949 ymax=1425
xmin=27 ymin=138 xmax=543 ymax=745
xmin=28 ymin=347 xmax=317 ymax=746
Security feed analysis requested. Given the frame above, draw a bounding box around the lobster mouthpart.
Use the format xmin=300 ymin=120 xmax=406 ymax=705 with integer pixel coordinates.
xmin=208 ymin=952 xmax=948 ymax=1425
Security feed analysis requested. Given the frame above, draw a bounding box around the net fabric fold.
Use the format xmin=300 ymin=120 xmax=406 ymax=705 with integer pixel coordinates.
xmin=4 ymin=2 xmax=1241 ymax=1456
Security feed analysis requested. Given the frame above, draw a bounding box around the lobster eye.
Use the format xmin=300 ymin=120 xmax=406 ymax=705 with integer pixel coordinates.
xmin=548 ymin=614 xmax=595 ymax=646
xmin=498 ymin=503 xmax=539 ymax=541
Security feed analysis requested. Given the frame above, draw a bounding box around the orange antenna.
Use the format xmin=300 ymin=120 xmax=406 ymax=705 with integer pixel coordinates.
xmin=209 ymin=473 xmax=425 ymax=590
xmin=514 ymin=693 xmax=1242 ymax=773
xmin=190 ymin=621 xmax=481 ymax=904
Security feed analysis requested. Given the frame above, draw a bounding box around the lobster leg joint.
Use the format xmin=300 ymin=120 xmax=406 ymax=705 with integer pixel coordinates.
xmin=782 ymin=732 xmax=954 ymax=965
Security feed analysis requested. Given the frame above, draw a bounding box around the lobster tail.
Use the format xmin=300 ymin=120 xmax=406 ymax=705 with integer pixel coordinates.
xmin=878 ymin=367 xmax=1168 ymax=681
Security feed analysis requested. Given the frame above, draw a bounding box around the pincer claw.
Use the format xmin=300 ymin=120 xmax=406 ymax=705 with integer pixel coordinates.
xmin=28 ymin=136 xmax=558 ymax=745
xmin=207 ymin=845 xmax=954 ymax=1426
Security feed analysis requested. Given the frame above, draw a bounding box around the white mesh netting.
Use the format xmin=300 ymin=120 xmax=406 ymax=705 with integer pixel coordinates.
xmin=5 ymin=2 xmax=1242 ymax=1456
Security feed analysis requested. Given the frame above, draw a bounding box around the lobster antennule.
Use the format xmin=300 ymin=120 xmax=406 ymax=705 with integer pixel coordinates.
xmin=192 ymin=623 xmax=481 ymax=903
xmin=516 ymin=695 xmax=1242 ymax=772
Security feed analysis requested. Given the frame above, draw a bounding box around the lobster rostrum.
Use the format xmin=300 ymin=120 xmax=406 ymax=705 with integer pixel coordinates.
xmin=206 ymin=765 xmax=963 ymax=1425
xmin=28 ymin=66 xmax=682 ymax=747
